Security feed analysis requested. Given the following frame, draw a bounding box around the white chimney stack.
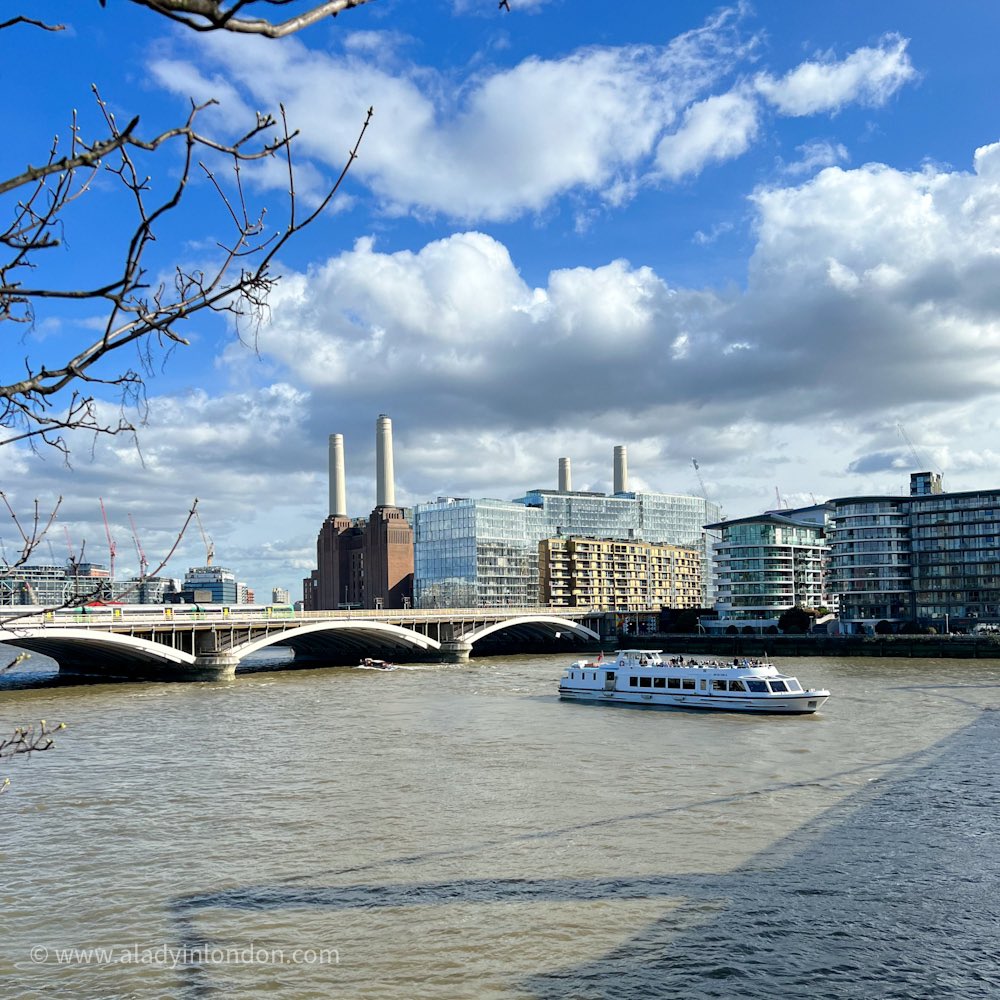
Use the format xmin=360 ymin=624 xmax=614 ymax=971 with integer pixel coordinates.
xmin=558 ymin=457 xmax=572 ymax=493
xmin=613 ymin=445 xmax=629 ymax=494
xmin=329 ymin=433 xmax=347 ymax=517
xmin=376 ymin=414 xmax=396 ymax=507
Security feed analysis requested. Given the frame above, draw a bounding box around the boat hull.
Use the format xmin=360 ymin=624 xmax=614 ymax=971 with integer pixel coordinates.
xmin=558 ymin=687 xmax=829 ymax=714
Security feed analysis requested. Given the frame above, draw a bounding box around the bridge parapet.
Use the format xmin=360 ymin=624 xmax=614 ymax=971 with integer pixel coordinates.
xmin=0 ymin=606 xmax=606 ymax=681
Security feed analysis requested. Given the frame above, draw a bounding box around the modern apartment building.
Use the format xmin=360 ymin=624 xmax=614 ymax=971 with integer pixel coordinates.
xmin=829 ymin=472 xmax=1000 ymax=629
xmin=704 ymin=505 xmax=833 ymax=627
xmin=539 ymin=536 xmax=702 ymax=610
xmin=183 ymin=565 xmax=239 ymax=604
xmin=0 ymin=564 xmax=181 ymax=606
xmin=414 ymin=497 xmax=541 ymax=608
xmin=414 ymin=450 xmax=720 ymax=609
xmin=0 ymin=564 xmax=110 ymax=605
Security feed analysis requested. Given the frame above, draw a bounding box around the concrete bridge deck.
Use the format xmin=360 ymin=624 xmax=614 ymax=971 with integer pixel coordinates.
xmin=0 ymin=607 xmax=604 ymax=681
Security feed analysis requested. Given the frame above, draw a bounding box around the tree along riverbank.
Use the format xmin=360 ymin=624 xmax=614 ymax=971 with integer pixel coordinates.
xmin=611 ymin=633 xmax=1000 ymax=660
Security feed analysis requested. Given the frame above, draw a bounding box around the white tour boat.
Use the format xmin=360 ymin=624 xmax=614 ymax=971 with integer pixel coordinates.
xmin=559 ymin=649 xmax=830 ymax=714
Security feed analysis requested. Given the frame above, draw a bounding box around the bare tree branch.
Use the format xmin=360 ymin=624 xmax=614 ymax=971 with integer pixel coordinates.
xmin=0 ymin=492 xmax=63 ymax=570
xmin=1 ymin=90 xmax=371 ymax=451
xmin=126 ymin=0 xmax=377 ymax=38
xmin=0 ymin=497 xmax=203 ymax=623
xmin=0 ymin=719 xmax=66 ymax=795
xmin=0 ymin=16 xmax=65 ymax=32
xmin=0 ymin=720 xmax=64 ymax=758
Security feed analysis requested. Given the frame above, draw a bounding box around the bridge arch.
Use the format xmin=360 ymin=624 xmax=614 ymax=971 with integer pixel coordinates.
xmin=459 ymin=616 xmax=600 ymax=649
xmin=0 ymin=627 xmax=196 ymax=676
xmin=234 ymin=620 xmax=441 ymax=661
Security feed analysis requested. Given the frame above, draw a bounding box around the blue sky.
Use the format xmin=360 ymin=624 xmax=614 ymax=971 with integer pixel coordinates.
xmin=4 ymin=0 xmax=1000 ymax=599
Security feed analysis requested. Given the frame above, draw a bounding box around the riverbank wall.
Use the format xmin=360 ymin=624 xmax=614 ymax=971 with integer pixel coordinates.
xmin=610 ymin=633 xmax=1000 ymax=660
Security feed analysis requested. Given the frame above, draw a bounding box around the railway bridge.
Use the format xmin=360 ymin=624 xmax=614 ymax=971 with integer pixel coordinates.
xmin=0 ymin=607 xmax=604 ymax=681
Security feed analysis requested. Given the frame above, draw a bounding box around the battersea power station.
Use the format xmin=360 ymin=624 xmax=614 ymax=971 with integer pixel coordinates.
xmin=302 ymin=414 xmax=719 ymax=612
xmin=302 ymin=415 xmax=415 ymax=611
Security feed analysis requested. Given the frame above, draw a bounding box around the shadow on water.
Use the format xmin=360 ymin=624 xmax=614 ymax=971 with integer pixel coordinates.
xmin=0 ymin=644 xmax=299 ymax=690
xmin=167 ymin=709 xmax=1000 ymax=999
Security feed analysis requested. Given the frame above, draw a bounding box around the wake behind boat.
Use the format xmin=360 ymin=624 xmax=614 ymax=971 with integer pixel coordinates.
xmin=559 ymin=649 xmax=829 ymax=714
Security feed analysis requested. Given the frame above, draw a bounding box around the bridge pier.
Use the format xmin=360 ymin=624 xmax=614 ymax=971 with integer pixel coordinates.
xmin=189 ymin=654 xmax=240 ymax=681
xmin=440 ymin=640 xmax=473 ymax=663
xmin=55 ymin=654 xmax=239 ymax=682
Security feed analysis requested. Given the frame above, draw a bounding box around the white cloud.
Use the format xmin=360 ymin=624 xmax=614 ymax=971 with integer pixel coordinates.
xmin=227 ymin=138 xmax=1000 ymax=519
xmin=148 ymin=9 xmax=912 ymax=220
xmin=756 ymin=34 xmax=916 ymax=116
xmin=14 ymin=141 xmax=1000 ymax=599
xmin=782 ymin=139 xmax=849 ymax=177
xmin=655 ymin=89 xmax=759 ymax=180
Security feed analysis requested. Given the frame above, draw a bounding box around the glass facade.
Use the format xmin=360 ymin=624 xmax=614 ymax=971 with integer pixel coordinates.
xmin=183 ymin=566 xmax=239 ymax=604
xmin=709 ymin=507 xmax=832 ymax=620
xmin=829 ymin=479 xmax=1000 ymax=625
xmin=0 ymin=565 xmax=109 ymax=605
xmin=414 ymin=498 xmax=544 ymax=608
xmin=415 ymin=490 xmax=720 ymax=609
xmin=0 ymin=566 xmax=177 ymax=605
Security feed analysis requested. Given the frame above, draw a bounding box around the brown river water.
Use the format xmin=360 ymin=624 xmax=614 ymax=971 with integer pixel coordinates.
xmin=2 ymin=651 xmax=999 ymax=999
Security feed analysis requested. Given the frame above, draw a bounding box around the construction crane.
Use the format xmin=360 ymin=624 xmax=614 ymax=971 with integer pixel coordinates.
xmin=99 ymin=498 xmax=117 ymax=581
xmin=691 ymin=458 xmax=708 ymax=499
xmin=193 ymin=507 xmax=215 ymax=567
xmin=775 ymin=487 xmax=784 ymax=510
xmin=896 ymin=422 xmax=930 ymax=471
xmin=63 ymin=525 xmax=84 ymax=572
xmin=128 ymin=514 xmax=149 ymax=579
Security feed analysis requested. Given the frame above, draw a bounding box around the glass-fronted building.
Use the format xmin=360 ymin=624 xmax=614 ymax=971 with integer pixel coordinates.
xmin=706 ymin=505 xmax=833 ymax=626
xmin=0 ymin=564 xmax=181 ymax=606
xmin=182 ymin=565 xmax=239 ymax=604
xmin=0 ymin=564 xmax=115 ymax=605
xmin=414 ymin=498 xmax=544 ymax=607
xmin=414 ymin=489 xmax=721 ymax=609
xmin=829 ymin=473 xmax=1000 ymax=629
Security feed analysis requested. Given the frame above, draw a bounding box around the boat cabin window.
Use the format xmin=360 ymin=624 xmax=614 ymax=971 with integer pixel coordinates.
xmin=667 ymin=677 xmax=680 ymax=689
xmin=786 ymin=679 xmax=803 ymax=692
xmin=639 ymin=676 xmax=652 ymax=689
xmin=629 ymin=676 xmax=639 ymax=687
xmin=682 ymin=679 xmax=696 ymax=690
xmin=653 ymin=677 xmax=666 ymax=689
xmin=699 ymin=679 xmax=707 ymax=691
xmin=769 ymin=680 xmax=788 ymax=693
xmin=605 ymin=672 xmax=615 ymax=682
xmin=728 ymin=680 xmax=746 ymax=692
xmin=712 ymin=680 xmax=727 ymax=692
xmin=745 ymin=680 xmax=768 ymax=693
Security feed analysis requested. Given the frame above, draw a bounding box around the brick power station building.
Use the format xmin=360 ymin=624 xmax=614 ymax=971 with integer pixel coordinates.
xmin=302 ymin=415 xmax=414 ymax=611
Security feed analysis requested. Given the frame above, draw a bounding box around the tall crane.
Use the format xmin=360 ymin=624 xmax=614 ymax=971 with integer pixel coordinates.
xmin=99 ymin=498 xmax=117 ymax=581
xmin=128 ymin=514 xmax=149 ymax=578
xmin=193 ymin=508 xmax=215 ymax=567
xmin=63 ymin=525 xmax=84 ymax=572
xmin=897 ymin=422 xmax=930 ymax=471
xmin=691 ymin=458 xmax=706 ymax=496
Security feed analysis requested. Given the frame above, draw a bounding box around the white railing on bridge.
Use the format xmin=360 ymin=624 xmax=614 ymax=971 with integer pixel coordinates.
xmin=0 ymin=604 xmax=602 ymax=629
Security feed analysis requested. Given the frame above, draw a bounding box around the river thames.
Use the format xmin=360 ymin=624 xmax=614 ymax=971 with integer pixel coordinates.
xmin=2 ymin=651 xmax=998 ymax=999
